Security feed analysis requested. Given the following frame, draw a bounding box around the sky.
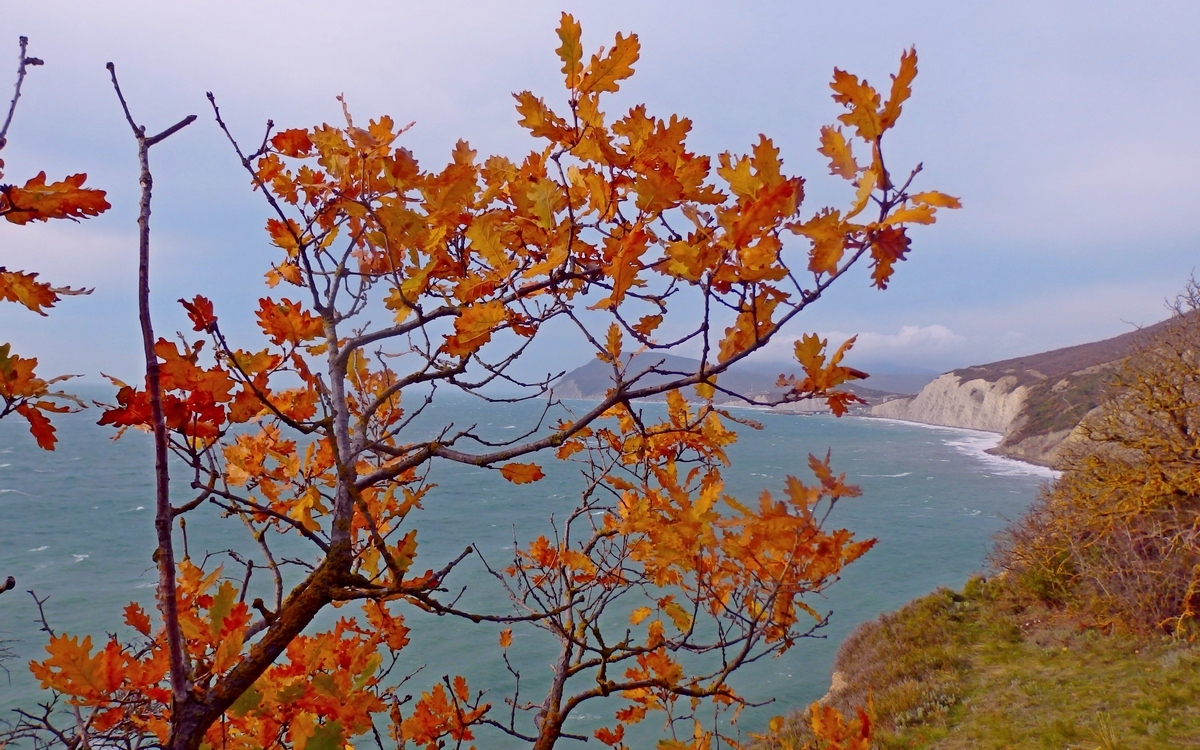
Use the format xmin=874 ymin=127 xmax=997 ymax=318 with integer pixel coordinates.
xmin=2 ymin=1 xmax=1199 ymax=382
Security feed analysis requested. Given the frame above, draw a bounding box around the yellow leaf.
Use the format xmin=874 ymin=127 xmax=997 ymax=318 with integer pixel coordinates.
xmin=909 ymin=190 xmax=962 ymax=209
xmin=514 ymin=91 xmax=571 ymax=142
xmin=817 ymin=126 xmax=859 ymax=180
xmin=880 ymin=47 xmax=918 ymax=131
xmin=579 ymin=32 xmax=640 ymax=95
xmin=662 ymin=598 xmax=692 ymax=632
xmin=605 ymin=323 xmax=623 ymax=361
xmin=633 ymin=314 xmax=662 ymax=336
xmin=845 ymin=168 xmax=878 ymax=220
xmin=830 ymin=69 xmax=882 ymax=141
xmin=557 ymin=13 xmax=584 ymax=89
xmin=884 ymin=204 xmax=936 ymax=225
xmin=791 ymin=209 xmax=845 ymax=276
xmin=630 ymin=606 xmax=653 ymax=625
xmin=444 ymin=300 xmax=506 ymax=358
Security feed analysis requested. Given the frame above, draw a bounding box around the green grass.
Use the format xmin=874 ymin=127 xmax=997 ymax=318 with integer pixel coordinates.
xmin=760 ymin=578 xmax=1200 ymax=749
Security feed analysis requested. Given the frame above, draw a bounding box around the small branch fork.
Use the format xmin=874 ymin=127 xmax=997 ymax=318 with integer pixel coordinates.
xmin=106 ymin=60 xmax=197 ymax=719
xmin=0 ymin=35 xmax=42 ymax=151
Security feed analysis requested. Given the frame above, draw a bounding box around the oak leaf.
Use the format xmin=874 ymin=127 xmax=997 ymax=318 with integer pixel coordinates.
xmin=499 ymin=462 xmax=546 ymax=484
xmin=869 ymin=226 xmax=911 ymax=289
xmin=579 ymin=32 xmax=640 ymax=95
xmin=829 ymin=70 xmax=882 ymax=141
xmin=1 ymin=172 xmax=110 ymax=225
xmin=443 ymin=300 xmax=506 ymax=358
xmin=818 ymin=126 xmax=859 ymax=180
xmin=556 ymin=13 xmax=585 ymax=90
xmin=880 ymin=48 xmax=918 ymax=131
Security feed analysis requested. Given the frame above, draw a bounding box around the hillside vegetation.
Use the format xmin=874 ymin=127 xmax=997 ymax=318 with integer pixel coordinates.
xmin=760 ymin=579 xmax=1200 ymax=749
xmin=763 ymin=287 xmax=1200 ymax=748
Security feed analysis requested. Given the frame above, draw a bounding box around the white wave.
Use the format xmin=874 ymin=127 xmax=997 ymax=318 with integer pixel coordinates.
xmin=0 ymin=488 xmax=18 ymax=494
xmin=72 ymin=554 xmax=89 ymax=562
xmin=942 ymin=433 xmax=1060 ymax=479
xmin=28 ymin=545 xmax=48 ymax=552
xmin=0 ymin=463 xmax=10 ymax=468
xmin=119 ymin=505 xmax=145 ymax=513
xmin=853 ymin=416 xmax=1059 ymax=479
xmin=858 ymin=471 xmax=913 ymax=478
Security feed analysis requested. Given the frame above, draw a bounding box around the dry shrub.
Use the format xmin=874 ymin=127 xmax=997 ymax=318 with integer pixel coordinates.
xmin=994 ymin=280 xmax=1200 ymax=634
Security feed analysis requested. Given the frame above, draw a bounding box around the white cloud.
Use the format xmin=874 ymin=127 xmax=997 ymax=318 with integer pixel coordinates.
xmin=754 ymin=325 xmax=966 ymax=370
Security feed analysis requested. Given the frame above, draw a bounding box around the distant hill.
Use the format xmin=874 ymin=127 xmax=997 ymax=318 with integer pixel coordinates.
xmin=554 ymin=353 xmax=902 ymax=412
xmin=872 ymin=316 xmax=1179 ymax=466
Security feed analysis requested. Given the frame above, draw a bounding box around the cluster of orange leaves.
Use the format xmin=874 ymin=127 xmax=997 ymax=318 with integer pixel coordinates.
xmin=30 ymin=555 xmax=475 ymax=749
xmin=0 ymin=54 xmax=110 ymax=448
xmin=25 ymin=13 xmax=955 ymax=749
xmin=507 ymin=390 xmax=873 ymax=747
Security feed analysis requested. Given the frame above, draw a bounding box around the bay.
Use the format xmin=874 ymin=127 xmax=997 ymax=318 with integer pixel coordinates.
xmin=0 ymin=389 xmax=1052 ymax=745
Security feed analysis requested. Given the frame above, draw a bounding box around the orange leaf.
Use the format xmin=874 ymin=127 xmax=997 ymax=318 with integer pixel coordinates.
xmin=909 ymin=190 xmax=962 ymax=209
xmin=869 ymin=226 xmax=911 ymax=289
xmin=255 ymin=298 xmax=324 ymax=345
xmin=880 ymin=47 xmax=918 ymax=131
xmin=604 ymin=323 xmax=623 ymax=361
xmin=180 ymin=295 xmax=217 ymax=332
xmin=579 ymin=32 xmax=640 ymax=95
xmin=514 ymin=91 xmax=572 ymax=142
xmin=633 ymin=314 xmax=662 ymax=336
xmin=498 ymin=628 xmax=512 ymax=648
xmin=595 ymin=724 xmax=625 ymax=746
xmin=0 ymin=269 xmax=61 ymax=314
xmin=792 ymin=209 xmax=846 ymax=276
xmin=884 ymin=203 xmax=936 ymax=226
xmin=829 ymin=70 xmax=882 ymax=141
xmin=16 ymin=401 xmax=56 ymax=450
xmin=270 ymin=128 xmax=314 ymax=157
xmin=123 ymin=602 xmax=152 ymax=636
xmin=453 ymin=674 xmax=470 ymax=703
xmin=499 ymin=462 xmax=545 ymax=484
xmin=1 ymin=172 xmax=110 ymax=225
xmin=818 ymin=126 xmax=858 ymax=180
xmin=556 ymin=12 xmax=584 ymax=89
xmin=443 ymin=300 xmax=506 ymax=358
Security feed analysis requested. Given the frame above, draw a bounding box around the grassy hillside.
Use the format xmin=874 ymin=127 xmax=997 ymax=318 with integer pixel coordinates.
xmin=760 ymin=578 xmax=1200 ymax=749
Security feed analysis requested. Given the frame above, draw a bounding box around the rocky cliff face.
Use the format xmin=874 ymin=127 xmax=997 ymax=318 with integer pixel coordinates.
xmin=868 ymin=320 xmax=1173 ymax=467
xmin=871 ymin=374 xmax=1027 ymax=434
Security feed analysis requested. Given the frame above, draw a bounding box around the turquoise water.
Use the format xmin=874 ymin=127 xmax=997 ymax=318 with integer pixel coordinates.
xmin=0 ymin=391 xmax=1052 ymax=745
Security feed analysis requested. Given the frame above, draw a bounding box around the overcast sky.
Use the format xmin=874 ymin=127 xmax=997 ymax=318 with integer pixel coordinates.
xmin=2 ymin=1 xmax=1198 ymax=381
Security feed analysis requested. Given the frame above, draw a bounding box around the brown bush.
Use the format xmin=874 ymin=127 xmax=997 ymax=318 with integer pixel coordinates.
xmin=994 ymin=280 xmax=1200 ymax=634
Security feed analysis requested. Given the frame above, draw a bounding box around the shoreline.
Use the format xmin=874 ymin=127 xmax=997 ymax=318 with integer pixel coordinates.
xmin=851 ymin=414 xmax=1060 ymax=479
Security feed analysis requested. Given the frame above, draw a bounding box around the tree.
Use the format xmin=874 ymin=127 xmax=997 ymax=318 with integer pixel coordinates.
xmin=995 ymin=279 xmax=1200 ymax=634
xmin=8 ymin=15 xmax=956 ymax=750
xmin=0 ymin=36 xmax=110 ymax=451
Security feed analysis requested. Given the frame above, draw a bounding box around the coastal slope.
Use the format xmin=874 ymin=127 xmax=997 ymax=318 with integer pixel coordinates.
xmin=870 ymin=318 xmax=1174 ymax=466
xmin=554 ymin=353 xmax=901 ymax=412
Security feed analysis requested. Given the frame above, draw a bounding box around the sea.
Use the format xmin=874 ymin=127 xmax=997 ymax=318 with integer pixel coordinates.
xmin=0 ymin=388 xmax=1054 ymax=746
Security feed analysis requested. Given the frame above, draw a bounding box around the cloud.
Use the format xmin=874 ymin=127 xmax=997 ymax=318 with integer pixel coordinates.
xmin=754 ymin=325 xmax=965 ymax=370
xmin=840 ymin=325 xmax=965 ymax=355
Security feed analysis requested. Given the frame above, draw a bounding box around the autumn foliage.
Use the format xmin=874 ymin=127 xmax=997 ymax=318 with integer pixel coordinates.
xmin=7 ymin=15 xmax=955 ymax=750
xmin=0 ymin=36 xmax=110 ymax=450
xmin=995 ymin=281 xmax=1200 ymax=635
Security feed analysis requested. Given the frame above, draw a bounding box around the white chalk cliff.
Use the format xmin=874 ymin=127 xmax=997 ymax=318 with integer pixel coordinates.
xmin=871 ymin=373 xmax=1027 ymax=433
